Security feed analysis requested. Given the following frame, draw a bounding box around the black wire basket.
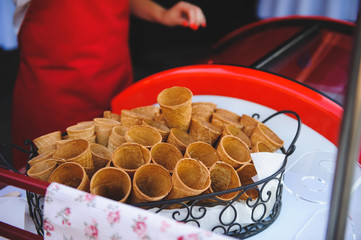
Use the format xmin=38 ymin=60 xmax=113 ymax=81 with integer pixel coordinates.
xmin=23 ymin=110 xmax=301 ymax=239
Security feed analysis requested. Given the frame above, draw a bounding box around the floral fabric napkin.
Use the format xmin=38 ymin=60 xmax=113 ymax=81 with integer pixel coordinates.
xmin=44 ymin=182 xmax=234 ymax=240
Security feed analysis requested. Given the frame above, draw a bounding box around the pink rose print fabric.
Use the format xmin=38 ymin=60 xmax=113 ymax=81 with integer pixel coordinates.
xmin=44 ymin=183 xmax=235 ymax=240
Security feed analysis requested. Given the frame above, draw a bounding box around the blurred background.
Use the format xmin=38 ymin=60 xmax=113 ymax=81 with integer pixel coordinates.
xmin=0 ymin=0 xmax=359 ymax=162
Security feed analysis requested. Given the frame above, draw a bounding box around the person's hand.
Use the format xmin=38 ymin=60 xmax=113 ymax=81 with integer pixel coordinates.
xmin=160 ymin=1 xmax=206 ymax=30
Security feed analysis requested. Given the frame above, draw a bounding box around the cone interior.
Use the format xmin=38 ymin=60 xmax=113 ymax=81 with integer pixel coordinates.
xmin=126 ymin=126 xmax=162 ymax=147
xmin=185 ymin=142 xmax=219 ymax=168
xmin=48 ymin=163 xmax=85 ymax=188
xmin=151 ymin=143 xmax=183 ymax=171
xmin=112 ymin=144 xmax=150 ymax=170
xmin=53 ymin=139 xmax=88 ymax=160
xmin=222 ymin=136 xmax=251 ymax=163
xmin=157 ymin=86 xmax=192 ymax=106
xmin=176 ymin=159 xmax=209 ymax=190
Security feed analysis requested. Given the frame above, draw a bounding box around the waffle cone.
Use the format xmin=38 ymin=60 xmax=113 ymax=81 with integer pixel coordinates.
xmin=125 ymin=125 xmax=162 ymax=149
xmin=251 ymin=141 xmax=273 ymax=153
xmin=188 ymin=118 xmax=222 ymax=146
xmin=27 ymin=159 xmax=58 ymax=181
xmin=120 ymin=110 xmax=150 ymax=127
xmin=48 ymin=162 xmax=89 ymax=191
xmin=217 ymin=135 xmax=251 ymax=168
xmin=37 ymin=145 xmax=57 ymax=155
xmin=236 ymin=162 xmax=259 ymax=199
xmin=107 ymin=126 xmax=127 ymax=151
xmin=90 ymin=167 xmax=131 ymax=203
xmin=250 ymin=123 xmax=284 ymax=152
xmin=240 ymin=114 xmax=261 ymax=137
xmin=165 ymin=158 xmax=210 ymax=200
xmin=53 ymin=139 xmax=94 ymax=170
xmin=95 ymin=129 xmax=112 ymax=147
xmin=191 ymin=102 xmax=217 ymax=122
xmin=28 ymin=148 xmax=55 ymax=167
xmin=130 ymin=164 xmax=172 ymax=203
xmin=33 ymin=131 xmax=61 ymax=150
xmin=66 ymin=121 xmax=95 ymax=139
xmin=112 ymin=143 xmax=151 ymax=177
xmin=211 ymin=109 xmax=241 ymax=128
xmin=184 ymin=142 xmax=220 ymax=168
xmin=142 ymin=119 xmax=170 ymax=141
xmin=150 ymin=142 xmax=183 ymax=173
xmin=93 ymin=118 xmax=121 ymax=131
xmin=131 ymin=105 xmax=161 ymax=119
xmin=103 ymin=110 xmax=120 ymax=121
xmin=222 ymin=123 xmax=252 ymax=148
xmin=208 ymin=161 xmax=241 ymax=201
xmin=167 ymin=128 xmax=194 ymax=154
xmin=157 ymin=86 xmax=193 ymax=131
xmin=90 ymin=143 xmax=112 ymax=170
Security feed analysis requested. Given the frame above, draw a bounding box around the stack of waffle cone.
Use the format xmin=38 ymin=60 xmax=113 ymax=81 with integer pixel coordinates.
xmin=207 ymin=161 xmax=242 ymax=201
xmin=112 ymin=143 xmax=151 ymax=177
xmin=188 ymin=118 xmax=222 ymax=146
xmin=90 ymin=143 xmax=112 ymax=170
xmin=222 ymin=123 xmax=252 ymax=148
xmin=217 ymin=135 xmax=251 ymax=169
xmin=184 ymin=142 xmax=220 ymax=168
xmin=142 ymin=119 xmax=170 ymax=141
xmin=48 ymin=162 xmax=89 ymax=192
xmin=165 ymin=158 xmax=210 ymax=200
xmin=130 ymin=164 xmax=172 ymax=203
xmin=107 ymin=126 xmax=128 ymax=152
xmin=167 ymin=128 xmax=195 ymax=154
xmin=250 ymin=123 xmax=284 ymax=152
xmin=28 ymin=148 xmax=55 ymax=167
xmin=157 ymin=86 xmax=193 ymax=131
xmin=150 ymin=142 xmax=183 ymax=173
xmin=27 ymin=159 xmax=58 ymax=181
xmin=120 ymin=110 xmax=151 ymax=127
xmin=66 ymin=121 xmax=95 ymax=142
xmin=53 ymin=139 xmax=94 ymax=177
xmin=33 ymin=131 xmax=61 ymax=153
xmin=93 ymin=118 xmax=121 ymax=146
xmin=90 ymin=167 xmax=131 ymax=202
xmin=191 ymin=102 xmax=217 ymax=122
xmin=236 ymin=162 xmax=259 ymax=199
xmin=125 ymin=125 xmax=162 ymax=149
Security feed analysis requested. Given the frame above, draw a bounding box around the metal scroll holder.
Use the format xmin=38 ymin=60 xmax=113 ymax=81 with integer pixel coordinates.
xmin=22 ymin=110 xmax=301 ymax=239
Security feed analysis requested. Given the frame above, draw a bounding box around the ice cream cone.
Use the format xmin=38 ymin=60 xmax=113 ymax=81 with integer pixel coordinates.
xmin=28 ymin=148 xmax=55 ymax=167
xmin=66 ymin=121 xmax=95 ymax=139
xmin=112 ymin=143 xmax=151 ymax=177
xmin=27 ymin=159 xmax=58 ymax=181
xmin=191 ymin=102 xmax=217 ymax=122
xmin=142 ymin=119 xmax=170 ymax=141
xmin=217 ymin=135 xmax=251 ymax=168
xmin=33 ymin=131 xmax=61 ymax=150
xmin=131 ymin=105 xmax=161 ymax=119
xmin=222 ymin=123 xmax=252 ymax=148
xmin=150 ymin=142 xmax=183 ymax=173
xmin=107 ymin=126 xmax=128 ymax=151
xmin=250 ymin=123 xmax=284 ymax=152
xmin=130 ymin=163 xmax=172 ymax=203
xmin=236 ymin=162 xmax=259 ymax=199
xmin=103 ymin=110 xmax=120 ymax=121
xmin=251 ymin=141 xmax=273 ymax=153
xmin=90 ymin=167 xmax=131 ymax=203
xmin=211 ymin=108 xmax=241 ymax=128
xmin=165 ymin=158 xmax=210 ymax=200
xmin=184 ymin=142 xmax=219 ymax=168
xmin=125 ymin=125 xmax=162 ymax=149
xmin=167 ymin=128 xmax=195 ymax=154
xmin=55 ymin=139 xmax=73 ymax=148
xmin=188 ymin=118 xmax=222 ymax=146
xmin=48 ymin=162 xmax=90 ymax=192
xmin=53 ymin=139 xmax=94 ymax=174
xmin=120 ymin=110 xmax=150 ymax=127
xmin=157 ymin=86 xmax=193 ymax=131
xmin=90 ymin=143 xmax=112 ymax=170
xmin=240 ymin=114 xmax=261 ymax=137
xmin=208 ymin=161 xmax=241 ymax=201
xmin=94 ymin=118 xmax=120 ymax=146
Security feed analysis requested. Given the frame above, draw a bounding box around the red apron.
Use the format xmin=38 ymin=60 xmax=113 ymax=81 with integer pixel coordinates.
xmin=12 ymin=0 xmax=133 ymax=170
